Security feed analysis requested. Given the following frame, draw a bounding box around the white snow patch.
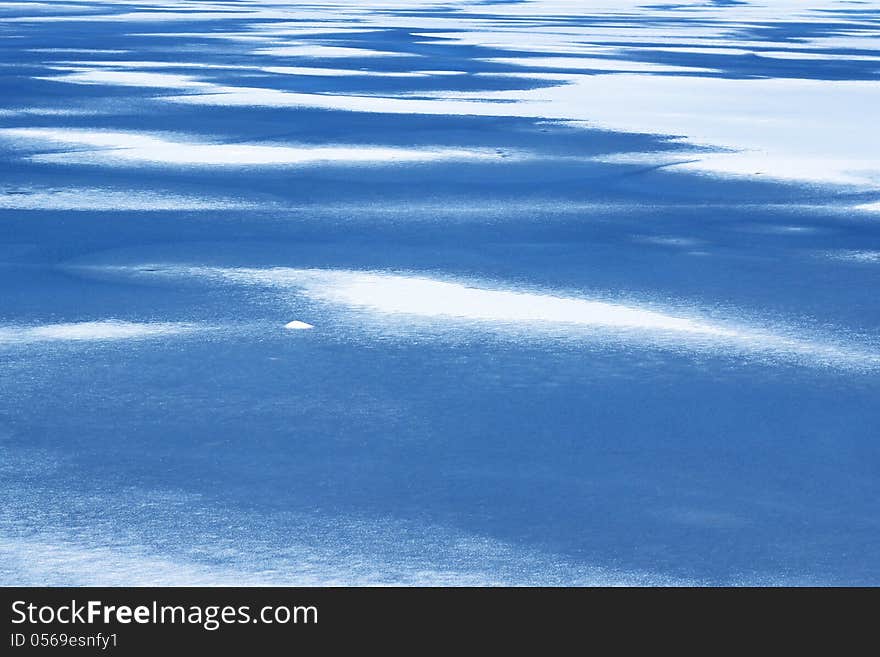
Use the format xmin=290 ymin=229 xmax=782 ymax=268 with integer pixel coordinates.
xmin=484 ymin=56 xmax=716 ymax=73
xmin=40 ymin=70 xmax=213 ymax=89
xmin=255 ymin=45 xmax=417 ymax=58
xmin=171 ymin=267 xmax=880 ymax=370
xmin=0 ymin=321 xmax=196 ymax=345
xmin=0 ymin=187 xmax=256 ymax=211
xmin=0 ymin=128 xmax=515 ymax=168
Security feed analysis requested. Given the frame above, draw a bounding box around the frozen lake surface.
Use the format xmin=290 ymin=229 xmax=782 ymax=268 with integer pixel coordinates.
xmin=1 ymin=0 xmax=879 ymax=585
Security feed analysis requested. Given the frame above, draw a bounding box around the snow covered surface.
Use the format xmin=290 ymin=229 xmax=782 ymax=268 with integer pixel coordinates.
xmin=2 ymin=0 xmax=879 ymax=586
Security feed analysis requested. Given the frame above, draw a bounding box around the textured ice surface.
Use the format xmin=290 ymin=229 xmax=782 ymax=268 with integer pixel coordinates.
xmin=2 ymin=0 xmax=879 ymax=586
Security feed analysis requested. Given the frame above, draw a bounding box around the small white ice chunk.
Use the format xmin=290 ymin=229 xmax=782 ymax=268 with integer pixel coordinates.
xmin=284 ymin=320 xmax=314 ymax=330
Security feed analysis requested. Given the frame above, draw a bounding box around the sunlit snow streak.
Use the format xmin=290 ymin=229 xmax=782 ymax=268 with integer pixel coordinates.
xmin=0 ymin=187 xmax=257 ymax=210
xmin=158 ymin=77 xmax=880 ymax=187
xmin=0 ymin=321 xmax=196 ymax=345
xmin=45 ymin=61 xmax=460 ymax=78
xmin=0 ymin=128 xmax=514 ymax=167
xmin=38 ymin=70 xmax=215 ymax=89
xmin=155 ymin=266 xmax=879 ymax=370
xmin=0 ymin=488 xmax=696 ymax=586
xmin=13 ymin=0 xmax=880 ymax=186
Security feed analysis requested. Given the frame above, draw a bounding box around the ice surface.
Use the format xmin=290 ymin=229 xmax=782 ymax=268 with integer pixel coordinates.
xmin=2 ymin=0 xmax=879 ymax=586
